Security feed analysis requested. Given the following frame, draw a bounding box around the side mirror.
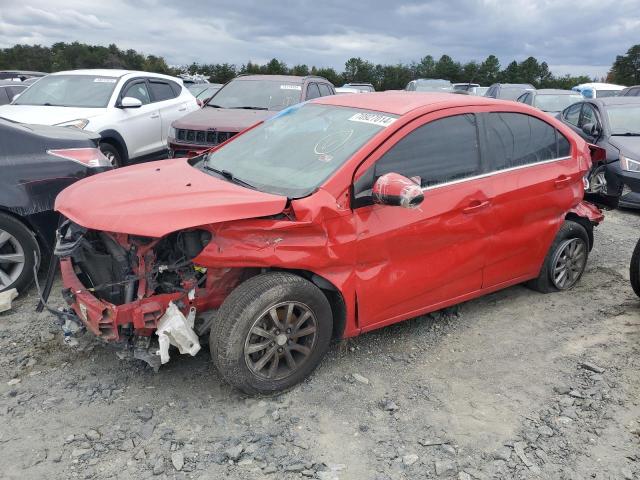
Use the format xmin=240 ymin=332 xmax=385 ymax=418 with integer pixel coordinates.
xmin=582 ymin=122 xmax=600 ymax=138
xmin=372 ymin=172 xmax=424 ymax=208
xmin=119 ymin=97 xmax=143 ymax=108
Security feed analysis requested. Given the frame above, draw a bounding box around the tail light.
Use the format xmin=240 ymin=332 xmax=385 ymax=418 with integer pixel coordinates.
xmin=47 ymin=148 xmax=112 ymax=168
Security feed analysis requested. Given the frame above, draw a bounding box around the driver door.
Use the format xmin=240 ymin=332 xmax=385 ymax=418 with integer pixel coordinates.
xmin=352 ymin=111 xmax=492 ymax=331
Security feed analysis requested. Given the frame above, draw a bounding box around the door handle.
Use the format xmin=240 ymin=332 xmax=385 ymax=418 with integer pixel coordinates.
xmin=462 ymin=200 xmax=490 ymax=214
xmin=150 ymin=113 xmax=160 ymax=119
xmin=178 ymin=106 xmax=187 ymax=111
xmin=554 ymin=175 xmax=572 ymax=188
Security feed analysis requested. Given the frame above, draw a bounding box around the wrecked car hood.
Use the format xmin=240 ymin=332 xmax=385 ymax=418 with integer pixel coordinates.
xmin=55 ymin=158 xmax=288 ymax=237
xmin=173 ymin=106 xmax=276 ymax=131
xmin=0 ymin=105 xmax=108 ymax=126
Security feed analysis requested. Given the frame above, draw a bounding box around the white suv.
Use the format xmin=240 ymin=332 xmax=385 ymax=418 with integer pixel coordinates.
xmin=0 ymin=69 xmax=198 ymax=166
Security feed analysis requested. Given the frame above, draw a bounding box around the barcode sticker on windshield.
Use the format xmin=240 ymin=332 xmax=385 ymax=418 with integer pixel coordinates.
xmin=348 ymin=113 xmax=396 ymax=127
xmin=280 ymin=84 xmax=302 ymax=90
xmin=94 ymin=78 xmax=117 ymax=83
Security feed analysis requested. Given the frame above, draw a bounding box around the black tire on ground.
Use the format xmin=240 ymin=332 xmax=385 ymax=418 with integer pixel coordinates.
xmin=0 ymin=212 xmax=40 ymax=294
xmin=527 ymin=220 xmax=590 ymax=294
xmin=630 ymin=238 xmax=640 ymax=298
xmin=99 ymin=142 xmax=122 ymax=167
xmin=210 ymin=272 xmax=333 ymax=395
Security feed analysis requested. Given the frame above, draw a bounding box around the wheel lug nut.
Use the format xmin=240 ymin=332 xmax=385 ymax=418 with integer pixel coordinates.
xmin=278 ymin=347 xmax=283 ymax=353
xmin=286 ymin=328 xmax=291 ymax=334
xmin=275 ymin=330 xmax=280 ymax=335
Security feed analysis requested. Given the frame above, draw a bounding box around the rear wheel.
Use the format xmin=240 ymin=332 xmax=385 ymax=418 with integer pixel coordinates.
xmin=211 ymin=272 xmax=333 ymax=395
xmin=0 ymin=213 xmax=40 ymax=293
xmin=528 ymin=221 xmax=589 ymax=293
xmin=630 ymin=238 xmax=640 ymax=298
xmin=99 ymin=142 xmax=122 ymax=167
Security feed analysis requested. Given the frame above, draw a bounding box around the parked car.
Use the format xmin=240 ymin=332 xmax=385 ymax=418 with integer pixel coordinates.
xmin=335 ymin=87 xmax=364 ymax=95
xmin=559 ymin=97 xmax=640 ymax=208
xmin=476 ymin=86 xmax=490 ymax=96
xmin=452 ymin=83 xmax=484 ymax=95
xmin=188 ymin=83 xmax=223 ymax=106
xmin=0 ymin=69 xmax=199 ymax=167
xmin=620 ymin=86 xmax=640 ymax=97
xmin=0 ymin=81 xmax=28 ymax=106
xmin=341 ymin=83 xmax=375 ymax=92
xmin=0 ymin=70 xmax=47 ymax=81
xmin=516 ymin=89 xmax=584 ymax=113
xmin=52 ymin=92 xmax=605 ymax=394
xmin=406 ymin=79 xmax=453 ymax=92
xmin=0 ymin=117 xmax=111 ymax=293
xmin=485 ymin=83 xmax=535 ymax=100
xmin=168 ymin=74 xmax=335 ymax=157
xmin=632 ymin=237 xmax=640 ymax=298
xmin=572 ymin=83 xmax=625 ymax=99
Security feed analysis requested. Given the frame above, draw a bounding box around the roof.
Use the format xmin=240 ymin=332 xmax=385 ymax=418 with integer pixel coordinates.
xmin=592 ymin=97 xmax=640 ymax=106
xmin=0 ymin=70 xmax=47 ymax=76
xmin=0 ymin=80 xmax=28 ymax=87
xmin=235 ymin=74 xmax=317 ymax=83
xmin=535 ymin=89 xmax=581 ymax=95
xmin=49 ymin=69 xmax=181 ymax=82
xmin=575 ymin=82 xmax=625 ymax=89
xmin=493 ymin=83 xmax=535 ymax=88
xmin=314 ymin=91 xmax=510 ymax=116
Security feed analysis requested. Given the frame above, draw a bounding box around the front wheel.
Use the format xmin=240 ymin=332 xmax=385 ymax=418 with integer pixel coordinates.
xmin=99 ymin=142 xmax=122 ymax=168
xmin=528 ymin=221 xmax=589 ymax=293
xmin=210 ymin=272 xmax=333 ymax=395
xmin=630 ymin=238 xmax=640 ymax=298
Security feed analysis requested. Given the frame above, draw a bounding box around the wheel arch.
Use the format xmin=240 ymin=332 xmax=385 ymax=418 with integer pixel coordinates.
xmin=564 ymin=212 xmax=594 ymax=251
xmin=98 ymin=129 xmax=129 ymax=164
xmin=0 ymin=207 xmax=43 ymax=260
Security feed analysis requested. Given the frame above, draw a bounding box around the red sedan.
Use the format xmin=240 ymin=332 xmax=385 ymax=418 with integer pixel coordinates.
xmin=54 ymin=92 xmax=605 ymax=394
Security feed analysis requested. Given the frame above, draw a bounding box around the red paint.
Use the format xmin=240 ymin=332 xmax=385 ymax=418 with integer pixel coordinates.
xmin=56 ymin=93 xmax=604 ymax=342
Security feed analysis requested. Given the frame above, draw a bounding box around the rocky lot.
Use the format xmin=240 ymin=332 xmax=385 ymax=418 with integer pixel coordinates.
xmin=1 ymin=209 xmax=639 ymax=480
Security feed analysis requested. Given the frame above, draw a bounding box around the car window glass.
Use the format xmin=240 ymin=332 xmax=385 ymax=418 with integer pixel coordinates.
xmin=149 ymin=81 xmax=177 ymax=102
xmin=123 ymin=81 xmax=150 ymax=105
xmin=306 ymin=83 xmax=321 ymax=100
xmin=563 ymin=103 xmax=581 ymax=126
xmin=485 ymin=112 xmax=557 ymax=170
xmin=580 ymin=104 xmax=598 ymax=127
xmin=558 ymin=131 xmax=571 ymax=157
xmin=318 ymin=83 xmax=332 ymax=97
xmin=375 ymin=114 xmax=480 ymax=188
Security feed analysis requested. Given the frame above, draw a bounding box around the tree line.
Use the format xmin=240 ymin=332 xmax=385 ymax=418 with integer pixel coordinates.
xmin=1 ymin=41 xmax=639 ymax=90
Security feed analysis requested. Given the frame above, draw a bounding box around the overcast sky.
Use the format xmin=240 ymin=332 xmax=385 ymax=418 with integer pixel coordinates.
xmin=1 ymin=0 xmax=639 ymax=78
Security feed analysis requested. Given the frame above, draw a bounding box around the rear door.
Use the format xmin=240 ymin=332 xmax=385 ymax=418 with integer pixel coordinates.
xmin=480 ymin=111 xmax=579 ymax=286
xmin=148 ymin=79 xmax=185 ymax=148
xmin=115 ymin=78 xmax=161 ymax=159
xmin=353 ymin=111 xmax=493 ymax=330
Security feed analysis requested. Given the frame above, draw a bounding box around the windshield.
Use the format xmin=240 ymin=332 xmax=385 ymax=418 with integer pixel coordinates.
xmin=596 ymin=90 xmax=620 ymax=98
xmin=607 ymin=105 xmax=640 ymax=135
xmin=534 ymin=94 xmax=584 ymax=112
xmin=13 ymin=74 xmax=117 ymax=107
xmin=499 ymin=88 xmax=531 ymax=100
xmin=207 ymin=79 xmax=303 ymax=111
xmin=188 ymin=84 xmax=209 ymax=96
xmin=202 ymin=103 xmax=398 ymax=197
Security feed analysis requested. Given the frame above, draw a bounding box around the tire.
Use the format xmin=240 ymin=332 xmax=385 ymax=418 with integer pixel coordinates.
xmin=527 ymin=221 xmax=590 ymax=293
xmin=0 ymin=212 xmax=40 ymax=294
xmin=630 ymin=238 xmax=640 ymax=298
xmin=99 ymin=142 xmax=122 ymax=168
xmin=210 ymin=272 xmax=333 ymax=395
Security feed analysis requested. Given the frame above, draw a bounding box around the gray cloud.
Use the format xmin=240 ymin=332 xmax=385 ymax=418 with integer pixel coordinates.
xmin=0 ymin=0 xmax=637 ymax=78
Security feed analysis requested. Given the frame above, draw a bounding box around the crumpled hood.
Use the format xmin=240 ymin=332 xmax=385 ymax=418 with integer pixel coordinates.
xmin=55 ymin=158 xmax=288 ymax=237
xmin=172 ymin=106 xmax=276 ymax=131
xmin=0 ymin=104 xmax=107 ymax=127
xmin=609 ymin=136 xmax=640 ymax=158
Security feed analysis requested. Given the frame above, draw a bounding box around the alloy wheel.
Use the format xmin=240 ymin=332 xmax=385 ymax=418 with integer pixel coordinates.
xmin=0 ymin=229 xmax=26 ymax=290
xmin=551 ymin=238 xmax=587 ymax=290
xmin=244 ymin=301 xmax=318 ymax=380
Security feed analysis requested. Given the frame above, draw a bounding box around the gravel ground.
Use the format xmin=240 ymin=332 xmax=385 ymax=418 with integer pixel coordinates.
xmin=1 ymin=209 xmax=639 ymax=480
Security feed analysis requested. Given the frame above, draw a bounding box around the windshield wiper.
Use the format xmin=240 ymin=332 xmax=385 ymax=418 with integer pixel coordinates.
xmin=612 ymin=132 xmax=640 ymax=136
xmin=202 ymin=164 xmax=256 ymax=190
xmin=206 ymin=104 xmax=223 ymax=108
xmin=230 ymin=106 xmax=268 ymax=110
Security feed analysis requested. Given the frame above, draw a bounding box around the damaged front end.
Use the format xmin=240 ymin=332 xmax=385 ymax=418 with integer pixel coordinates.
xmin=54 ymin=219 xmax=238 ymax=367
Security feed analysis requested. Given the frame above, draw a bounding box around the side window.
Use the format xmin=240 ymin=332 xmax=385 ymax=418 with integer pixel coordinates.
xmin=629 ymin=87 xmax=640 ymax=97
xmin=484 ymin=113 xmax=557 ymax=170
xmin=122 ymin=81 xmax=150 ymax=105
xmin=0 ymin=88 xmax=9 ymax=105
xmin=563 ymin=103 xmax=582 ymax=126
xmin=306 ymin=83 xmax=321 ymax=100
xmin=318 ymin=83 xmax=332 ymax=97
xmin=516 ymin=93 xmax=527 ymax=104
xmin=558 ymin=131 xmax=571 ymax=157
xmin=579 ymin=104 xmax=599 ymax=128
xmin=486 ymin=86 xmax=497 ymax=98
xmin=149 ymin=81 xmax=177 ymax=102
xmin=375 ymin=114 xmax=480 ymax=188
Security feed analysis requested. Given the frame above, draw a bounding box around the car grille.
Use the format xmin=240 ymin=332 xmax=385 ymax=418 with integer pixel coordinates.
xmin=176 ymin=129 xmax=236 ymax=146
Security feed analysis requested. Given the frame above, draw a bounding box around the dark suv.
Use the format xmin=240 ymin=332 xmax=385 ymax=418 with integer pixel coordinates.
xmin=168 ymin=75 xmax=335 ymax=157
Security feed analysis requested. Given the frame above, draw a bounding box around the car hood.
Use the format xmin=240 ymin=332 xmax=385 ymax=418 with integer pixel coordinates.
xmin=55 ymin=158 xmax=288 ymax=237
xmin=172 ymin=106 xmax=276 ymax=131
xmin=609 ymin=136 xmax=640 ymax=157
xmin=0 ymin=104 xmax=107 ymax=126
